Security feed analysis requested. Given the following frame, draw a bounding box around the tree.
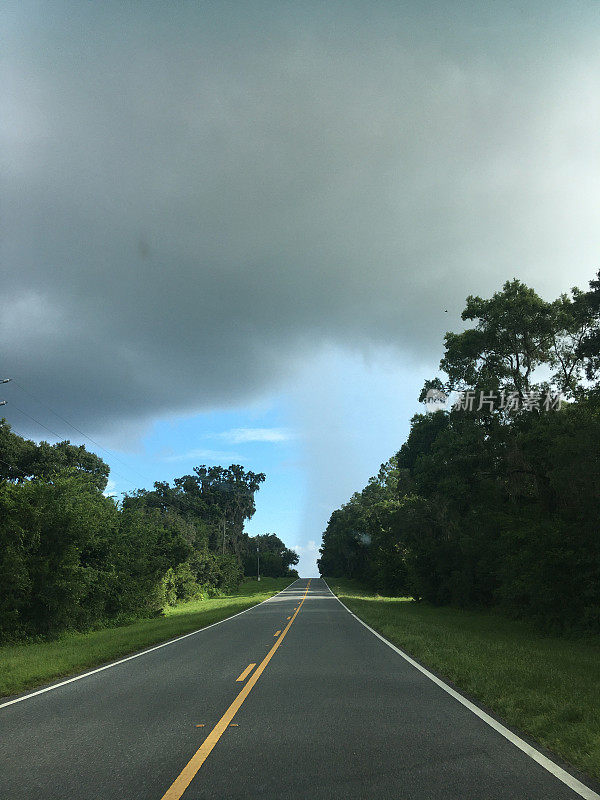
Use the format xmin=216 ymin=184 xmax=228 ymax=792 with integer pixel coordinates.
xmin=187 ymin=465 xmax=266 ymax=553
xmin=0 ymin=473 xmax=120 ymax=637
xmin=0 ymin=419 xmax=110 ymax=490
xmin=242 ymin=533 xmax=299 ymax=578
xmin=320 ymin=272 xmax=600 ymax=631
xmin=439 ymin=279 xmax=555 ymax=397
xmin=0 ymin=425 xmax=264 ymax=639
xmin=578 ymin=269 xmax=600 ymax=384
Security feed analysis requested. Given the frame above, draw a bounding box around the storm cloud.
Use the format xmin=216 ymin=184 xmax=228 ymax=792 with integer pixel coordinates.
xmin=3 ymin=1 xmax=599 ymax=437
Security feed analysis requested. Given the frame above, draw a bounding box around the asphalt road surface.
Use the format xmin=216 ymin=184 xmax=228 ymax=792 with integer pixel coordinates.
xmin=1 ymin=578 xmax=598 ymax=800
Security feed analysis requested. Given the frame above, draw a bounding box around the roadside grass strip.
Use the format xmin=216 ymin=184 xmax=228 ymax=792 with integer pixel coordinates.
xmin=0 ymin=578 xmax=293 ymax=701
xmin=327 ymin=578 xmax=600 ymax=786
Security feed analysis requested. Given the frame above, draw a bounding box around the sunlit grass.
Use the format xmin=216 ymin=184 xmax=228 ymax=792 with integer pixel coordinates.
xmin=0 ymin=577 xmax=292 ymax=699
xmin=327 ymin=578 xmax=600 ymax=782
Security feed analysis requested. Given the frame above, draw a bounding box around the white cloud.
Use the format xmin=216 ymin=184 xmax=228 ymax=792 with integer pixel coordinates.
xmin=217 ymin=428 xmax=295 ymax=444
xmin=292 ymin=540 xmax=319 ymax=555
xmin=103 ymin=479 xmax=117 ymax=497
xmin=292 ymin=539 xmax=320 ymax=577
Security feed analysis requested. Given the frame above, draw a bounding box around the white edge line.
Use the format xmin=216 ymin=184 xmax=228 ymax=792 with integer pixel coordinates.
xmin=0 ymin=579 xmax=300 ymax=711
xmin=322 ymin=579 xmax=600 ymax=800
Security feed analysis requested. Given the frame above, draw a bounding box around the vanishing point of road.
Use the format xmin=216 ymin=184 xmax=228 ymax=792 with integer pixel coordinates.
xmin=1 ymin=578 xmax=598 ymax=799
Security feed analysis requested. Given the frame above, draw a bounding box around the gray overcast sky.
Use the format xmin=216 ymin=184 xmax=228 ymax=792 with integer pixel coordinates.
xmin=2 ymin=1 xmax=599 ymax=572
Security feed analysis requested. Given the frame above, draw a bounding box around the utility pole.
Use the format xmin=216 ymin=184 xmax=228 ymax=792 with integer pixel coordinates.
xmin=257 ymin=546 xmax=260 ymax=582
xmin=1 ymin=378 xmax=10 ymax=407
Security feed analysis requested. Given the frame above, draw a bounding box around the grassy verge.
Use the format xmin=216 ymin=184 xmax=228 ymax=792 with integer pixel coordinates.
xmin=327 ymin=578 xmax=600 ymax=782
xmin=0 ymin=577 xmax=293 ymax=699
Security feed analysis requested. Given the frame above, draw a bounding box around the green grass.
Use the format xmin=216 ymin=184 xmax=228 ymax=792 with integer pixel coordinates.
xmin=327 ymin=578 xmax=600 ymax=783
xmin=0 ymin=577 xmax=293 ymax=699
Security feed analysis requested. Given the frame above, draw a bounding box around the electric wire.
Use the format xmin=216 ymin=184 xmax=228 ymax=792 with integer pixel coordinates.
xmin=5 ymin=403 xmax=142 ymax=491
xmin=0 ymin=455 xmax=30 ymax=479
xmin=10 ymin=379 xmax=154 ymax=485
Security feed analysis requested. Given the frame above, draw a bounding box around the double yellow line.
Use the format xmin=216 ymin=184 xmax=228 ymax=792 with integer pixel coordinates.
xmin=161 ymin=579 xmax=312 ymax=800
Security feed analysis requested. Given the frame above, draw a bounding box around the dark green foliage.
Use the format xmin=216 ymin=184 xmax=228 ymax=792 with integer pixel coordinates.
xmin=319 ymin=271 xmax=600 ymax=632
xmin=0 ymin=421 xmax=110 ymax=490
xmin=0 ymin=473 xmax=120 ymax=638
xmin=108 ymin=508 xmax=194 ymax=618
xmin=0 ymin=475 xmax=199 ymax=639
xmin=123 ymin=465 xmax=265 ymax=556
xmin=240 ymin=533 xmax=299 ymax=578
xmin=187 ymin=551 xmax=244 ymax=595
xmin=0 ymin=423 xmax=269 ymax=641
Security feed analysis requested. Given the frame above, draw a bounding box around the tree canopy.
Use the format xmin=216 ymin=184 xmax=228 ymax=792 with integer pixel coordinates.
xmin=319 ymin=271 xmax=600 ymax=632
xmin=0 ymin=424 xmax=276 ymax=641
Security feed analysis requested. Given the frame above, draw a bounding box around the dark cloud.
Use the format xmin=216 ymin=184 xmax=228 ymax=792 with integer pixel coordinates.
xmin=3 ymin=1 xmax=599 ymax=436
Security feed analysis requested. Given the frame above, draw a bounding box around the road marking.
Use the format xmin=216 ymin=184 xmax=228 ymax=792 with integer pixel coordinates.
xmin=274 ymin=630 xmax=281 ymax=636
xmin=323 ymin=580 xmax=600 ymax=800
xmin=235 ymin=663 xmax=256 ymax=682
xmin=286 ymin=616 xmax=291 ymax=620
xmin=0 ymin=580 xmax=300 ymax=710
xmin=160 ymin=580 xmax=312 ymax=800
xmin=195 ymin=724 xmax=205 ymax=728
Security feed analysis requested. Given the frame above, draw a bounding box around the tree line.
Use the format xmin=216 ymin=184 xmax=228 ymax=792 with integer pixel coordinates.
xmin=0 ymin=430 xmax=298 ymax=642
xmin=318 ymin=272 xmax=600 ymax=632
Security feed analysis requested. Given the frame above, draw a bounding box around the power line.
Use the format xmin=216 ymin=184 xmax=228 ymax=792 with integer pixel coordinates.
xmin=2 ymin=380 xmax=258 ymax=516
xmin=8 ymin=379 xmax=154 ymax=486
xmin=5 ymin=402 xmax=143 ymax=491
xmin=0 ymin=455 xmax=29 ymax=479
xmin=1 ymin=406 xmax=258 ymax=537
xmin=9 ymin=402 xmax=67 ymax=441
xmin=1 ymin=381 xmax=220 ymax=508
xmin=0 ymin=449 xmax=130 ymax=498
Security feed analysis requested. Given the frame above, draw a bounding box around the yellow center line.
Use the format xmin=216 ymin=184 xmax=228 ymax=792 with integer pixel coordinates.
xmin=160 ymin=579 xmax=312 ymax=800
xmin=235 ymin=663 xmax=256 ymax=682
xmin=274 ymin=630 xmax=281 ymax=636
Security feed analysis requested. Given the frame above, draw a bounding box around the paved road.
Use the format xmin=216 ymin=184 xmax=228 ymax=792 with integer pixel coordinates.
xmin=1 ymin=578 xmax=597 ymax=799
